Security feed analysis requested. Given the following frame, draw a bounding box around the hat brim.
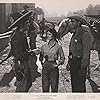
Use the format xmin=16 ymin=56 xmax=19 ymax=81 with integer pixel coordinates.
xmin=8 ymin=11 xmax=32 ymax=30
xmin=67 ymin=16 xmax=87 ymax=25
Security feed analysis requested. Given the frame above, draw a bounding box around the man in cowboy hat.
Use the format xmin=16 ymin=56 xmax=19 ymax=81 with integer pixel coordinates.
xmin=27 ymin=12 xmax=41 ymax=82
xmin=66 ymin=15 xmax=91 ymax=92
xmin=9 ymin=11 xmax=39 ymax=92
xmin=39 ymin=18 xmax=46 ymax=38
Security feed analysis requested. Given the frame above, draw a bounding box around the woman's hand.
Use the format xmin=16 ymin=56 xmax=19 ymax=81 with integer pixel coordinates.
xmin=52 ymin=63 xmax=59 ymax=68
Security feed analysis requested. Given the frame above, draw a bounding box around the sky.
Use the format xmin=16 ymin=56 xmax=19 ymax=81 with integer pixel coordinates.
xmin=33 ymin=0 xmax=100 ymax=16
xmin=1 ymin=0 xmax=100 ymax=16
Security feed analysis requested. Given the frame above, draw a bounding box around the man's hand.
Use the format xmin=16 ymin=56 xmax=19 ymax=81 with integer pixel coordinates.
xmin=31 ymin=48 xmax=41 ymax=55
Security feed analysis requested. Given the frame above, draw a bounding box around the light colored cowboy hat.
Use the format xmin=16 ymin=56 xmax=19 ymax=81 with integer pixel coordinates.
xmin=8 ymin=11 xmax=32 ymax=30
xmin=67 ymin=15 xmax=87 ymax=25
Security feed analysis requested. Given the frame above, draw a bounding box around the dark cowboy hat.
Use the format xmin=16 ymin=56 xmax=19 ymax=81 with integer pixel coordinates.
xmin=8 ymin=11 xmax=32 ymax=30
xmin=10 ymin=12 xmax=23 ymax=22
xmin=67 ymin=15 xmax=87 ymax=25
xmin=23 ymin=5 xmax=29 ymax=9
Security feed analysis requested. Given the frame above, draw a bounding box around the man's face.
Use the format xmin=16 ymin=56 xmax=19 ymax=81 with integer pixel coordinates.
xmin=24 ymin=7 xmax=28 ymax=11
xmin=69 ymin=19 xmax=79 ymax=30
xmin=20 ymin=20 xmax=29 ymax=32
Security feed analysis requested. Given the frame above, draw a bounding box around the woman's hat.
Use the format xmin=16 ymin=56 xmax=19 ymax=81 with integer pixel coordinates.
xmin=8 ymin=11 xmax=32 ymax=30
xmin=45 ymin=23 xmax=55 ymax=30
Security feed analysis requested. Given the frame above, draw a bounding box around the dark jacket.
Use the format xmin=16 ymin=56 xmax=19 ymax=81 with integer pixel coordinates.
xmin=11 ymin=28 xmax=30 ymax=62
xmin=69 ymin=26 xmax=91 ymax=69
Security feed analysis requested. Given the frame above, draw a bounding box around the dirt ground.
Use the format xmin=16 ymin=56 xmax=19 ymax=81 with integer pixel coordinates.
xmin=0 ymin=34 xmax=100 ymax=93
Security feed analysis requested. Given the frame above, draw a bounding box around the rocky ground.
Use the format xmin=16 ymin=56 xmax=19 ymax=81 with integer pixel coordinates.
xmin=0 ymin=34 xmax=100 ymax=93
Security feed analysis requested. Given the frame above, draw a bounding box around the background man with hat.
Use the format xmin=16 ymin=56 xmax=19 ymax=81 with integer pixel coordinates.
xmin=27 ymin=12 xmax=41 ymax=82
xmin=66 ymin=15 xmax=91 ymax=92
xmin=22 ymin=5 xmax=41 ymax=82
xmin=39 ymin=18 xmax=46 ymax=38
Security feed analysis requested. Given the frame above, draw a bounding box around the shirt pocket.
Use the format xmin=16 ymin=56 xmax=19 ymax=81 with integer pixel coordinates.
xmin=74 ymin=38 xmax=83 ymax=51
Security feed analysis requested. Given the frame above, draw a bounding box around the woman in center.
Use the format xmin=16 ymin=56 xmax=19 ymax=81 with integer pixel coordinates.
xmin=39 ymin=28 xmax=65 ymax=92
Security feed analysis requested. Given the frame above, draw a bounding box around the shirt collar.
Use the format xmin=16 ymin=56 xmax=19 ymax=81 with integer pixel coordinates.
xmin=75 ymin=26 xmax=82 ymax=35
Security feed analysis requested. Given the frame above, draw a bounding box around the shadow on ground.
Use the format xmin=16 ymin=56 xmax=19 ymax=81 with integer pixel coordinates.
xmin=0 ymin=68 xmax=41 ymax=87
xmin=87 ymin=77 xmax=100 ymax=93
xmin=0 ymin=69 xmax=15 ymax=87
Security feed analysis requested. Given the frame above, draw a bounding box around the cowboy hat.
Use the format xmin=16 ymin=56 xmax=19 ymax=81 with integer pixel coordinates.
xmin=67 ymin=15 xmax=87 ymax=25
xmin=10 ymin=12 xmax=23 ymax=22
xmin=8 ymin=11 xmax=32 ymax=30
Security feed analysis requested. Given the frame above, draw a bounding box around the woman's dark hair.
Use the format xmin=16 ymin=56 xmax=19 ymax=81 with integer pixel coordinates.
xmin=47 ymin=28 xmax=58 ymax=42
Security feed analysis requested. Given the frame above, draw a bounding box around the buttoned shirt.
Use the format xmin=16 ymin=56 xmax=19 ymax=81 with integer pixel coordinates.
xmin=40 ymin=39 xmax=65 ymax=65
xmin=69 ymin=26 xmax=91 ymax=68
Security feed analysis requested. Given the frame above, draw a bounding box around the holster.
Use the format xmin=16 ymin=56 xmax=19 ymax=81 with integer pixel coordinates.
xmin=14 ymin=59 xmax=27 ymax=81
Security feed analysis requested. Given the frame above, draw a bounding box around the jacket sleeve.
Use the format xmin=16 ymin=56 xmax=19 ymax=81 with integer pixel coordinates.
xmin=18 ymin=51 xmax=31 ymax=62
xmin=81 ymin=31 xmax=91 ymax=69
xmin=58 ymin=46 xmax=65 ymax=65
xmin=39 ymin=46 xmax=44 ymax=62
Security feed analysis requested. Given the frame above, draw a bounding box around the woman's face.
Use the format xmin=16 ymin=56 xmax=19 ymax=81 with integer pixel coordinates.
xmin=47 ymin=31 xmax=53 ymax=40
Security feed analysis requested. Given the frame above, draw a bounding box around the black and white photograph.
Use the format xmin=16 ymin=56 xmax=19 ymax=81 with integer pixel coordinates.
xmin=0 ymin=0 xmax=100 ymax=97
